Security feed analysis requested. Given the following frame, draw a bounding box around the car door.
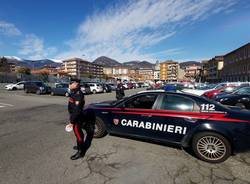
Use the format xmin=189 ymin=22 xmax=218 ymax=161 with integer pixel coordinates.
xmin=55 ymin=84 xmax=62 ymax=95
xmin=109 ymin=93 xmax=160 ymax=137
xmin=16 ymin=82 xmax=24 ymax=89
xmin=150 ymin=94 xmax=201 ymax=143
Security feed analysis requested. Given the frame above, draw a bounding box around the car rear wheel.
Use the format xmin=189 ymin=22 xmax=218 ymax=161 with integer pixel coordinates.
xmin=51 ymin=91 xmax=54 ymax=96
xmin=92 ymin=90 xmax=97 ymax=94
xmin=65 ymin=92 xmax=69 ymax=97
xmin=103 ymin=89 xmax=107 ymax=93
xmin=94 ymin=117 xmax=107 ymax=138
xmin=235 ymin=103 xmax=246 ymax=109
xmin=12 ymin=87 xmax=17 ymax=90
xmin=192 ymin=132 xmax=231 ymax=163
xmin=36 ymin=90 xmax=41 ymax=95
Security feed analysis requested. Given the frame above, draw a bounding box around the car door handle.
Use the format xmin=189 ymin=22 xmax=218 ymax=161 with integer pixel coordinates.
xmin=101 ymin=111 xmax=109 ymax=114
xmin=184 ymin=117 xmax=197 ymax=123
xmin=141 ymin=114 xmax=152 ymax=117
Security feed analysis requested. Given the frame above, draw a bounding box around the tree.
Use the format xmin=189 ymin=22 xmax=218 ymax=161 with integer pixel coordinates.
xmin=0 ymin=57 xmax=10 ymax=72
xmin=17 ymin=67 xmax=31 ymax=75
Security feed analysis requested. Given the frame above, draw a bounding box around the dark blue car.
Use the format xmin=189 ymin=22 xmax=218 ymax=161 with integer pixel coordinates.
xmin=51 ymin=83 xmax=70 ymax=96
xmin=85 ymin=91 xmax=250 ymax=163
xmin=215 ymin=87 xmax=250 ymax=109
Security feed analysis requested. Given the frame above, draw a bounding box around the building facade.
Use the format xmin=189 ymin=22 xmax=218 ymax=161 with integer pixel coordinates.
xmin=206 ymin=56 xmax=224 ymax=82
xmin=63 ymin=58 xmax=103 ymax=79
xmin=184 ymin=65 xmax=201 ymax=81
xmin=137 ymin=68 xmax=154 ymax=81
xmin=160 ymin=61 xmax=179 ymax=81
xmin=221 ymin=43 xmax=250 ymax=82
xmin=153 ymin=70 xmax=160 ymax=80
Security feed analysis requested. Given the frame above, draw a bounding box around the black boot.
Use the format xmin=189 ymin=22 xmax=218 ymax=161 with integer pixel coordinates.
xmin=70 ymin=150 xmax=85 ymax=160
xmin=73 ymin=146 xmax=78 ymax=150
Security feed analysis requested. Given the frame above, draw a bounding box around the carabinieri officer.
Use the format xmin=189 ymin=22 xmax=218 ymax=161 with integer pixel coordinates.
xmin=68 ymin=78 xmax=86 ymax=160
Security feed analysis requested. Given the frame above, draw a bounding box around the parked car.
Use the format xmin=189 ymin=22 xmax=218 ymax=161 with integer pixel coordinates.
xmin=202 ymin=85 xmax=237 ymax=99
xmin=24 ymin=81 xmax=51 ymax=95
xmin=87 ymin=83 xmax=103 ymax=94
xmin=51 ymin=83 xmax=69 ymax=96
xmin=5 ymin=81 xmax=26 ymax=90
xmin=215 ymin=87 xmax=250 ymax=109
xmin=80 ymin=83 xmax=92 ymax=95
xmin=107 ymin=83 xmax=116 ymax=91
xmin=101 ymin=83 xmax=112 ymax=93
xmin=137 ymin=82 xmax=144 ymax=88
xmin=127 ymin=83 xmax=135 ymax=89
xmin=182 ymin=83 xmax=224 ymax=96
xmin=86 ymin=91 xmax=250 ymax=163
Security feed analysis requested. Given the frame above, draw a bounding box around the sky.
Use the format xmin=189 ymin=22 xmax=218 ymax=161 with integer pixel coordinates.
xmin=0 ymin=0 xmax=250 ymax=63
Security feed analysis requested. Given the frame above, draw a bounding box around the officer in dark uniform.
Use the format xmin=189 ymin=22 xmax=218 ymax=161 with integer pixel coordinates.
xmin=68 ymin=78 xmax=93 ymax=160
xmin=116 ymin=79 xmax=125 ymax=100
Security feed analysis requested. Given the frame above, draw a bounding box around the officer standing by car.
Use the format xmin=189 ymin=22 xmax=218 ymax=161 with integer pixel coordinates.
xmin=67 ymin=78 xmax=93 ymax=160
xmin=116 ymin=79 xmax=125 ymax=100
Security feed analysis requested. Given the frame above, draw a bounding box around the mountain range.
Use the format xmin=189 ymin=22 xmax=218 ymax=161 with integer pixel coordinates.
xmin=3 ymin=56 xmax=62 ymax=69
xmin=93 ymin=56 xmax=155 ymax=69
xmin=3 ymin=56 xmax=200 ymax=70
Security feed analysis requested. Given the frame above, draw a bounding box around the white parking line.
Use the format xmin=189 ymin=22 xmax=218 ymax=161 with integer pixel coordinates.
xmin=0 ymin=106 xmax=5 ymax=108
xmin=0 ymin=102 xmax=14 ymax=107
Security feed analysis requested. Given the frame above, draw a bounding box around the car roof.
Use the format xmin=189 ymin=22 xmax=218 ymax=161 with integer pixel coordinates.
xmin=136 ymin=90 xmax=204 ymax=99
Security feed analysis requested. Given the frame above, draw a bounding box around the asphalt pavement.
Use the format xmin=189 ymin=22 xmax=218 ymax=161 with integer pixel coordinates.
xmin=0 ymin=89 xmax=250 ymax=184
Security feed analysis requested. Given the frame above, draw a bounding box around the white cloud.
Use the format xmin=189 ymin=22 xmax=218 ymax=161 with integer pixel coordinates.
xmin=18 ymin=34 xmax=57 ymax=60
xmin=56 ymin=0 xmax=238 ymax=62
xmin=0 ymin=21 xmax=22 ymax=36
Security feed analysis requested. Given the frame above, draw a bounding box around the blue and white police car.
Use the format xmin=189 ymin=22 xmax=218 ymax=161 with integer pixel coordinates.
xmin=85 ymin=91 xmax=250 ymax=163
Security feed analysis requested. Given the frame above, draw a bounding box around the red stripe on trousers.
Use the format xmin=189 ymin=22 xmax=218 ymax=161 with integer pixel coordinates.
xmin=74 ymin=124 xmax=82 ymax=142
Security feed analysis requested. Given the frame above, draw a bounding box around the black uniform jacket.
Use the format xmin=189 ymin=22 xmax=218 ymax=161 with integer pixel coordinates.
xmin=68 ymin=89 xmax=85 ymax=124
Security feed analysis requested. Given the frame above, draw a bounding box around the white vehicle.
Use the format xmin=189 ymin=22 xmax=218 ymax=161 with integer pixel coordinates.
xmin=123 ymin=83 xmax=128 ymax=89
xmin=5 ymin=81 xmax=26 ymax=90
xmin=87 ymin=83 xmax=103 ymax=94
xmin=142 ymin=83 xmax=150 ymax=88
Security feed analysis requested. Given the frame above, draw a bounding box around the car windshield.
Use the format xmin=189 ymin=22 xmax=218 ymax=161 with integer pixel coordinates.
xmin=234 ymin=87 xmax=250 ymax=95
xmin=35 ymin=82 xmax=43 ymax=87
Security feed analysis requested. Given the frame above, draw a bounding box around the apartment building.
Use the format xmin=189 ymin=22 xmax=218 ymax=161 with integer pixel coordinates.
xmin=184 ymin=65 xmax=202 ymax=81
xmin=206 ymin=56 xmax=224 ymax=82
xmin=160 ymin=61 xmax=179 ymax=81
xmin=221 ymin=43 xmax=250 ymax=82
xmin=137 ymin=68 xmax=154 ymax=81
xmin=63 ymin=58 xmax=103 ymax=78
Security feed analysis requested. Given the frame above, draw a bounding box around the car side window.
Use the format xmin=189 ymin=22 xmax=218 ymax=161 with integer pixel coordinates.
xmin=160 ymin=95 xmax=197 ymax=112
xmin=124 ymin=94 xmax=158 ymax=109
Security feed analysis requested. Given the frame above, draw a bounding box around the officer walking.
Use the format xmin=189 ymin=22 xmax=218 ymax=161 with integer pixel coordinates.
xmin=67 ymin=78 xmax=93 ymax=160
xmin=116 ymin=79 xmax=125 ymax=100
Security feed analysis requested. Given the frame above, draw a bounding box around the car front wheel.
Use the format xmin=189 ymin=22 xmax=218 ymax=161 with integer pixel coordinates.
xmin=36 ymin=90 xmax=41 ymax=95
xmin=192 ymin=132 xmax=231 ymax=163
xmin=93 ymin=117 xmax=107 ymax=138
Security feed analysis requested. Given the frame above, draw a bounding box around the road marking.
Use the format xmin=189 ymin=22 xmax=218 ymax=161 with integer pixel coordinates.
xmin=0 ymin=102 xmax=14 ymax=107
xmin=0 ymin=106 xmax=5 ymax=108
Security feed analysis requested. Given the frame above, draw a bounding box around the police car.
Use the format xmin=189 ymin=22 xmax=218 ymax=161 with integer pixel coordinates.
xmin=85 ymin=91 xmax=250 ymax=163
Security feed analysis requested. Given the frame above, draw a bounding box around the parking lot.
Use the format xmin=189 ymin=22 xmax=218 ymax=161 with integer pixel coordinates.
xmin=0 ymin=89 xmax=250 ymax=184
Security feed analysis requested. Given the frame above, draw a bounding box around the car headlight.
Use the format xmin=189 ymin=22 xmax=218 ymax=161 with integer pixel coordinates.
xmin=40 ymin=87 xmax=44 ymax=90
xmin=220 ymin=98 xmax=228 ymax=102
